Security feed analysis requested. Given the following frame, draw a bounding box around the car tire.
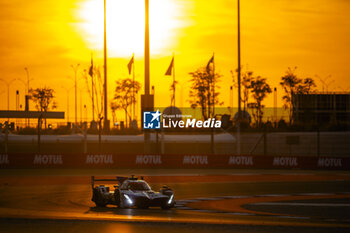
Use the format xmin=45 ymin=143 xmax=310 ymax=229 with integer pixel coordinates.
xmin=92 ymin=189 xmax=107 ymax=207
xmin=118 ymin=196 xmax=126 ymax=209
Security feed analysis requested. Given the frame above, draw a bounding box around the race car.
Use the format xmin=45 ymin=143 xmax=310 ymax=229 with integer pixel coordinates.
xmin=91 ymin=175 xmax=175 ymax=209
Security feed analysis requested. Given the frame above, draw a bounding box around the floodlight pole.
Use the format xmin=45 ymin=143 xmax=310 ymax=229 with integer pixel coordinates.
xmin=274 ymin=87 xmax=277 ymax=125
xmin=145 ymin=0 xmax=150 ymax=96
xmin=237 ymin=0 xmax=241 ymax=155
xmin=61 ymin=86 xmax=71 ymax=124
xmin=172 ymin=52 xmax=175 ymax=108
xmin=24 ymin=67 xmax=30 ymax=95
xmin=144 ymin=0 xmax=151 ymax=153
xmin=132 ymin=53 xmax=136 ymax=121
xmin=103 ymin=0 xmax=109 ymax=131
xmin=24 ymin=67 xmax=30 ymax=127
xmin=211 ymin=53 xmax=215 ymax=154
xmin=71 ymin=64 xmax=80 ymax=127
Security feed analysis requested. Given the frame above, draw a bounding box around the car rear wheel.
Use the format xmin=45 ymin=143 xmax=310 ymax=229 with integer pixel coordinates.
xmin=92 ymin=189 xmax=107 ymax=207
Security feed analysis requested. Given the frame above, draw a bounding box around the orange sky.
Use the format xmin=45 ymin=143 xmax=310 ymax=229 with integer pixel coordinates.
xmin=0 ymin=0 xmax=349 ymax=123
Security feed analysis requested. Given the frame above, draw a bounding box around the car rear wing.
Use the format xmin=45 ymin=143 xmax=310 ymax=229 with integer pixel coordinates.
xmin=91 ymin=176 xmax=128 ymax=189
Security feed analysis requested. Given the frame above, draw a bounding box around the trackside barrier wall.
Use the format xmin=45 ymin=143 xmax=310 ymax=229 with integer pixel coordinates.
xmin=0 ymin=154 xmax=349 ymax=170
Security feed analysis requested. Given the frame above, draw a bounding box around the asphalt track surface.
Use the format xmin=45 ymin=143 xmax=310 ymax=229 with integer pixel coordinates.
xmin=0 ymin=169 xmax=349 ymax=233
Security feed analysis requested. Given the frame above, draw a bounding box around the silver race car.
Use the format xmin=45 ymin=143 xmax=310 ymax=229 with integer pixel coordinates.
xmin=91 ymin=176 xmax=175 ymax=209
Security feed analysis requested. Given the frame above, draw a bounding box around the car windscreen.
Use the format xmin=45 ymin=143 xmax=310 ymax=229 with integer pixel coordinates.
xmin=124 ymin=182 xmax=151 ymax=191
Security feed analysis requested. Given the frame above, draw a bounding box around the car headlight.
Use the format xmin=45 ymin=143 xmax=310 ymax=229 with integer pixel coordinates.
xmin=124 ymin=194 xmax=133 ymax=205
xmin=167 ymin=194 xmax=174 ymax=204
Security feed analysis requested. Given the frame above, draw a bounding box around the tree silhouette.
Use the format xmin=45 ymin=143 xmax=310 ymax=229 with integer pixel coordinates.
xmin=249 ymin=76 xmax=271 ymax=127
xmin=297 ymin=77 xmax=316 ymax=94
xmin=111 ymin=78 xmax=141 ymax=128
xmin=29 ymin=87 xmax=57 ymax=128
xmin=242 ymin=70 xmax=254 ymax=113
xmin=188 ymin=68 xmax=223 ymax=120
xmin=231 ymin=68 xmax=254 ymax=113
xmin=280 ymin=67 xmax=317 ymax=124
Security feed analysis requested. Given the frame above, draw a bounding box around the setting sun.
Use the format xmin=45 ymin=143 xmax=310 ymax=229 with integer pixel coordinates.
xmin=0 ymin=0 xmax=349 ymax=120
xmin=77 ymin=0 xmax=181 ymax=57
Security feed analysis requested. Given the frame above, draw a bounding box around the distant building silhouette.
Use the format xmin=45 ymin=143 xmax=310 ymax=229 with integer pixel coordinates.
xmin=292 ymin=92 xmax=350 ymax=126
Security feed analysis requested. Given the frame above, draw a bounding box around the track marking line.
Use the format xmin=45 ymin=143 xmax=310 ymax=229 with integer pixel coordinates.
xmin=176 ymin=192 xmax=350 ymax=223
xmin=255 ymin=194 xmax=289 ymax=197
xmin=295 ymin=193 xmax=335 ymax=196
xmin=276 ymin=216 xmax=311 ymax=220
xmin=251 ymin=202 xmax=350 ymax=207
xmin=194 ymin=197 xmax=223 ymax=201
xmin=225 ymin=212 xmax=255 ymax=216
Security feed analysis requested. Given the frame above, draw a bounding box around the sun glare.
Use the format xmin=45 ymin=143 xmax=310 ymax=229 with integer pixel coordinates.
xmin=77 ymin=0 xmax=180 ymax=57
